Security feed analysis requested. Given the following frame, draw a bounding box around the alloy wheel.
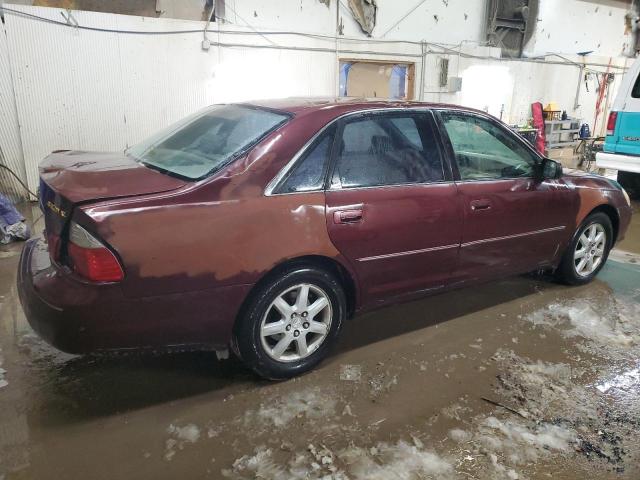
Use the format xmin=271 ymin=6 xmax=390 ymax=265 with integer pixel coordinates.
xmin=260 ymin=283 xmax=332 ymax=362
xmin=574 ymin=223 xmax=606 ymax=277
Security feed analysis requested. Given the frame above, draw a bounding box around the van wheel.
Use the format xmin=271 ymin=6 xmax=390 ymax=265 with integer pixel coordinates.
xmin=556 ymin=212 xmax=612 ymax=285
xmin=233 ymin=266 xmax=346 ymax=380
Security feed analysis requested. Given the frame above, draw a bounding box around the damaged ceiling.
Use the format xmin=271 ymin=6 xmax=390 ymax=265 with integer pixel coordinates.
xmin=486 ymin=0 xmax=539 ymax=58
xmin=347 ymin=0 xmax=377 ymax=36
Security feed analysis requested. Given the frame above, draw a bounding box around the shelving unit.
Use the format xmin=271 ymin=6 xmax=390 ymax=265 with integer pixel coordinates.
xmin=545 ymin=119 xmax=581 ymax=149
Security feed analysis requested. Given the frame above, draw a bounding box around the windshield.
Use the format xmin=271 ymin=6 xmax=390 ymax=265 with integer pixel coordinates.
xmin=127 ymin=105 xmax=290 ymax=180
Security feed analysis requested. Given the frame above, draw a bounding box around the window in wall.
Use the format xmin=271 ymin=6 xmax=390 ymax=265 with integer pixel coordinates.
xmin=339 ymin=60 xmax=415 ymax=100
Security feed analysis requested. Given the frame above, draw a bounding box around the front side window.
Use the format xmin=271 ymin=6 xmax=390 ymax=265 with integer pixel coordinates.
xmin=440 ymin=112 xmax=538 ymax=181
xmin=332 ymin=113 xmax=444 ymax=188
xmin=127 ymin=105 xmax=290 ymax=180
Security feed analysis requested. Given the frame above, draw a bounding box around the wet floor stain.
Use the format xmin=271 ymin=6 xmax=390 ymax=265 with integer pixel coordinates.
xmin=1 ymin=207 xmax=640 ymax=479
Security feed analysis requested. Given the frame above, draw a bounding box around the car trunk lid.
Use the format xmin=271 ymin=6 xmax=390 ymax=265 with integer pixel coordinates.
xmin=40 ymin=150 xmax=187 ymax=203
xmin=39 ymin=150 xmax=187 ymax=259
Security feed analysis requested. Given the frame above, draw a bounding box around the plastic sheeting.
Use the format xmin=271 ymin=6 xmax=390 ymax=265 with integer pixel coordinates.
xmin=0 ymin=194 xmax=29 ymax=244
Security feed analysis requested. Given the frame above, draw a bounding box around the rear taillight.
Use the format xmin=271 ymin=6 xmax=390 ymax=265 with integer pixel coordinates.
xmin=66 ymin=222 xmax=124 ymax=282
xmin=606 ymin=111 xmax=618 ymax=136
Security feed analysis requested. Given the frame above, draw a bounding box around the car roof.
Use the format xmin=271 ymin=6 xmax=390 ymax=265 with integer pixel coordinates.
xmin=243 ymin=97 xmax=488 ymax=117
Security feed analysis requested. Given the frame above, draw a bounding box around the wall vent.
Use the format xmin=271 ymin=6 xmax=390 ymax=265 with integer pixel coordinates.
xmin=439 ymin=58 xmax=449 ymax=88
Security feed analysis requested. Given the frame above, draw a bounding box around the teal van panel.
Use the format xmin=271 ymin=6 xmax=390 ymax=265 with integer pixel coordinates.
xmin=615 ymin=111 xmax=640 ymax=156
xmin=604 ymin=134 xmax=616 ymax=153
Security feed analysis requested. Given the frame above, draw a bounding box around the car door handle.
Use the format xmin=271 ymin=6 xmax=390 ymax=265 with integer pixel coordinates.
xmin=334 ymin=208 xmax=363 ymax=224
xmin=470 ymin=199 xmax=492 ymax=211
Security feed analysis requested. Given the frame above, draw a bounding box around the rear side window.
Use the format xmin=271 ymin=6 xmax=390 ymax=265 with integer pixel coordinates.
xmin=276 ymin=124 xmax=336 ymax=193
xmin=332 ymin=113 xmax=444 ymax=188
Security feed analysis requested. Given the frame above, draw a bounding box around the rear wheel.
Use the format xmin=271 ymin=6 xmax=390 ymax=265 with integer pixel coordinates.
xmin=233 ymin=266 xmax=346 ymax=380
xmin=556 ymin=212 xmax=613 ymax=285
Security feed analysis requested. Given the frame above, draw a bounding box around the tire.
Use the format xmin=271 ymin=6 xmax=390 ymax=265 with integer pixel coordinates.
xmin=556 ymin=212 xmax=613 ymax=285
xmin=233 ymin=266 xmax=346 ymax=380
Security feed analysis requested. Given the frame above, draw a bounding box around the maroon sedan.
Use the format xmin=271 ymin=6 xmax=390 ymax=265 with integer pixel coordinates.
xmin=18 ymin=98 xmax=632 ymax=379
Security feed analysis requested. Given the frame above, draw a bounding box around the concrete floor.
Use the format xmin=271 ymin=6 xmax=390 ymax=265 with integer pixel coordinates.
xmin=1 ymin=202 xmax=640 ymax=479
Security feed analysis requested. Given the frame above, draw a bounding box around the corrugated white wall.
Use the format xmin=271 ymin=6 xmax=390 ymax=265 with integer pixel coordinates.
xmin=2 ymin=4 xmax=341 ymax=192
xmin=0 ymin=21 xmax=28 ymax=202
xmin=3 ymin=6 xmax=217 ymax=192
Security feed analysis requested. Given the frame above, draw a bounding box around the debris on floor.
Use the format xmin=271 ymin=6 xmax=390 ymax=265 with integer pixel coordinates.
xmin=339 ymin=364 xmax=361 ymax=381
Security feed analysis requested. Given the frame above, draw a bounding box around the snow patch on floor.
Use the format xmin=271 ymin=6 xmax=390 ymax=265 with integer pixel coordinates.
xmin=223 ymin=439 xmax=455 ymax=480
xmin=450 ymin=403 xmax=577 ymax=478
xmin=480 ymin=416 xmax=575 ymax=454
xmin=493 ymin=349 xmax=591 ymax=420
xmin=524 ymin=297 xmax=640 ymax=351
xmin=168 ymin=423 xmax=200 ymax=443
xmin=223 ymin=446 xmax=298 ymax=480
xmin=243 ymin=387 xmax=337 ymax=430
xmin=341 ymin=440 xmax=454 ymax=480
xmin=448 ymin=428 xmax=472 ymax=443
xmin=165 ymin=423 xmax=200 ymax=461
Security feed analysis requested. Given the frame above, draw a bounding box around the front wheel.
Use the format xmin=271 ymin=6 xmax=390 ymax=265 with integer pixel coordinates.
xmin=233 ymin=266 xmax=346 ymax=380
xmin=556 ymin=212 xmax=613 ymax=285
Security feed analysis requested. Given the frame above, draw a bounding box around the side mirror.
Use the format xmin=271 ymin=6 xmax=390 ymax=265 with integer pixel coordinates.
xmin=539 ymin=158 xmax=563 ymax=180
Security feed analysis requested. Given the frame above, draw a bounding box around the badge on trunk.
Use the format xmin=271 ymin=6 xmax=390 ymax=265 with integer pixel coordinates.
xmin=46 ymin=200 xmax=67 ymax=218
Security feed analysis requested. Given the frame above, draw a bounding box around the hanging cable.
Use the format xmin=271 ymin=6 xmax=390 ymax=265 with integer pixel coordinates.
xmin=223 ymin=2 xmax=279 ymax=46
xmin=0 ymin=164 xmax=38 ymax=200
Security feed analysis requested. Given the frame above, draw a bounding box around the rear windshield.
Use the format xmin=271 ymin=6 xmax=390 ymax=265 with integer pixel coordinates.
xmin=126 ymin=105 xmax=290 ymax=180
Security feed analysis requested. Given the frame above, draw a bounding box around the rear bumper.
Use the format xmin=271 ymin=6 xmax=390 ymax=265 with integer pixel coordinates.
xmin=17 ymin=237 xmax=251 ymax=354
xmin=596 ymin=152 xmax=640 ymax=173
